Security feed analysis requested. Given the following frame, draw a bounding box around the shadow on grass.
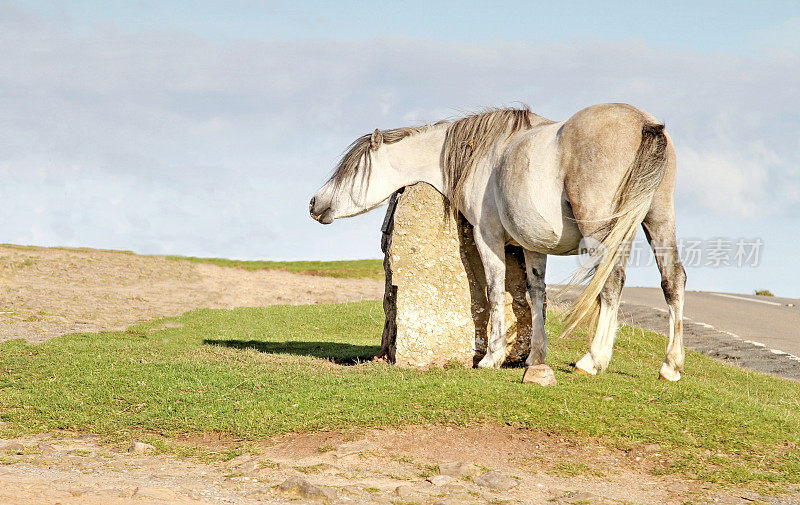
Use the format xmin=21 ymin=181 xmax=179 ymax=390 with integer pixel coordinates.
xmin=203 ymin=339 xmax=380 ymax=365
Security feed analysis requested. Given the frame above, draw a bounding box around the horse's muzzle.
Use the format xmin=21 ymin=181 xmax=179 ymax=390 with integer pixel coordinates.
xmin=309 ymin=196 xmax=334 ymax=224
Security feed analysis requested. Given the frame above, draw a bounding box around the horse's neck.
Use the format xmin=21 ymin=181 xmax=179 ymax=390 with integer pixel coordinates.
xmin=383 ymin=126 xmax=447 ymax=194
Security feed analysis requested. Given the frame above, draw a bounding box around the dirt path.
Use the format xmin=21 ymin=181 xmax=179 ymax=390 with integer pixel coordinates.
xmin=0 ymin=245 xmax=383 ymax=343
xmin=1 ymin=425 xmax=784 ymax=505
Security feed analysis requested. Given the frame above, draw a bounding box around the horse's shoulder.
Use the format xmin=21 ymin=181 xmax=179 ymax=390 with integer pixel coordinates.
xmin=510 ymin=121 xmax=563 ymax=149
xmin=499 ymin=122 xmax=562 ymax=170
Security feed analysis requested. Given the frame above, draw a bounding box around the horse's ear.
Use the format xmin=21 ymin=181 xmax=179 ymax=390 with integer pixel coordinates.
xmin=370 ymin=128 xmax=383 ymax=149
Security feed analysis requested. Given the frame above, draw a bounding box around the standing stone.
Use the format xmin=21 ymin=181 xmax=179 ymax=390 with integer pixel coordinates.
xmin=381 ymin=183 xmax=533 ymax=368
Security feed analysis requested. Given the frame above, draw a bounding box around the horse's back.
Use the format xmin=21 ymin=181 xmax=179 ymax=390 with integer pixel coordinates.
xmin=488 ymin=103 xmax=672 ymax=255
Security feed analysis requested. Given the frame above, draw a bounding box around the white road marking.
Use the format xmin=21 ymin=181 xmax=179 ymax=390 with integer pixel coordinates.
xmin=709 ymin=292 xmax=782 ymax=306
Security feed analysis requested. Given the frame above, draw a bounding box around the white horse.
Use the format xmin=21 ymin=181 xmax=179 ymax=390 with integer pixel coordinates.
xmin=310 ymin=104 xmax=686 ymax=381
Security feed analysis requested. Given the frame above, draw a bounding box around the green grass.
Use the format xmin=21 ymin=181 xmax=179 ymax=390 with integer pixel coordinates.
xmin=161 ymin=255 xmax=384 ymax=280
xmin=1 ymin=301 xmax=799 ymax=488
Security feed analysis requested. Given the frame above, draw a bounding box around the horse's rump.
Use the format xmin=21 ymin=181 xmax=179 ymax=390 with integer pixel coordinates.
xmin=561 ymin=113 xmax=669 ymax=335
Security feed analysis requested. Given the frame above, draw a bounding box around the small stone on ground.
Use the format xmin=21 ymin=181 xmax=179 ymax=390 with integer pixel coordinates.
xmin=427 ymin=474 xmax=454 ymax=485
xmin=439 ymin=461 xmax=480 ymax=477
xmin=278 ymin=476 xmax=336 ymax=501
xmin=394 ymin=484 xmax=412 ymax=497
xmin=522 ymin=364 xmax=557 ymax=386
xmin=129 ymin=441 xmax=156 ymax=453
xmin=474 ymin=471 xmax=519 ymax=491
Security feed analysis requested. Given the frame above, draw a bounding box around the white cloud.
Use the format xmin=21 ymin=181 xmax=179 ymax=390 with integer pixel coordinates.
xmin=678 ymin=144 xmax=773 ymax=218
xmin=0 ymin=3 xmax=798 ymax=263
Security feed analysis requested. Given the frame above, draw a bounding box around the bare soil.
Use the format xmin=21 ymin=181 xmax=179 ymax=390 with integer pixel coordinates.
xmin=0 ymin=245 xmax=796 ymax=504
xmin=0 ymin=426 xmax=781 ymax=505
xmin=0 ymin=245 xmax=383 ymax=343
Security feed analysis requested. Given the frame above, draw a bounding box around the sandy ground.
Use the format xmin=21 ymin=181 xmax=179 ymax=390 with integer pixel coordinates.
xmin=1 ymin=426 xmax=785 ymax=505
xmin=0 ymin=244 xmax=384 ymax=343
xmin=0 ymin=245 xmax=797 ymax=504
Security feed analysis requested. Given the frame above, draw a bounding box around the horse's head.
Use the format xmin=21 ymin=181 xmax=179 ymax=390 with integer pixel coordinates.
xmin=310 ymin=128 xmax=397 ymax=224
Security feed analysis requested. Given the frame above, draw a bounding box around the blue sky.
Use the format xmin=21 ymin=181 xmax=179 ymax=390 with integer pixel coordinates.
xmin=22 ymin=0 xmax=800 ymax=54
xmin=2 ymin=1 xmax=799 ymax=296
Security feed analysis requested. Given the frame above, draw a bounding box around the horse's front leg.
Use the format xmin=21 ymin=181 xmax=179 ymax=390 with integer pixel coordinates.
xmin=473 ymin=226 xmax=508 ymax=369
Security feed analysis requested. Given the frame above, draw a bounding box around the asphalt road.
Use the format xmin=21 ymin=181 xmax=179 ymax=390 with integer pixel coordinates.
xmin=621 ymin=287 xmax=800 ymax=358
xmin=550 ymin=286 xmax=800 ymax=380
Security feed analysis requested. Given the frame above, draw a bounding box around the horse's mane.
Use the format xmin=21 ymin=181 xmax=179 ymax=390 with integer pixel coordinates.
xmin=443 ymin=106 xmax=547 ymax=210
xmin=329 ymin=107 xmax=549 ymax=206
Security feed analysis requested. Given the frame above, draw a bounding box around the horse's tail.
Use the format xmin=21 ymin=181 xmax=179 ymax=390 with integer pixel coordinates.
xmin=562 ymin=123 xmax=668 ymax=336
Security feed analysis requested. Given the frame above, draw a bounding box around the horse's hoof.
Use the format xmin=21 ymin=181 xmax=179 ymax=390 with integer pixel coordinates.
xmin=477 ymin=358 xmax=500 ymax=369
xmin=522 ymin=364 xmax=557 ymax=386
xmin=574 ymin=354 xmax=597 ymax=375
xmin=477 ymin=350 xmax=505 ymax=369
xmin=658 ymin=363 xmax=681 ymax=382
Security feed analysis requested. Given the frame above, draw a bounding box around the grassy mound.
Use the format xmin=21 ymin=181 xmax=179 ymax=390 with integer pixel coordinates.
xmin=1 ymin=301 xmax=798 ymax=487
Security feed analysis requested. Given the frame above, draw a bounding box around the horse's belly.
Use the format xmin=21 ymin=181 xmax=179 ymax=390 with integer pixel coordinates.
xmin=496 ymin=123 xmax=583 ymax=255
xmin=503 ymin=199 xmax=581 ymax=255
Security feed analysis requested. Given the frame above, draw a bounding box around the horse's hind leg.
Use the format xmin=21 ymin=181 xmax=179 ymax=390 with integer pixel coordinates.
xmin=473 ymin=225 xmax=508 ymax=369
xmin=642 ymin=213 xmax=686 ymax=381
xmin=522 ymin=251 xmax=548 ymax=366
xmin=574 ymin=262 xmax=626 ymax=374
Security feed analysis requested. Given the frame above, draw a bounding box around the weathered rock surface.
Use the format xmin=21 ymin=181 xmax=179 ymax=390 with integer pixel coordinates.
xmin=382 ymin=183 xmax=533 ymax=367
